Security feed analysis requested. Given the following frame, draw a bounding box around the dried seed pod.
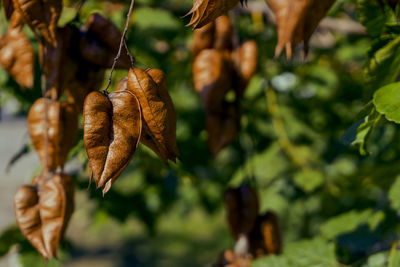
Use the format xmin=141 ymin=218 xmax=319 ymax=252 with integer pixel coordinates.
xmin=191 ymin=21 xmax=215 ymax=58
xmin=127 ymin=68 xmax=179 ymax=163
xmin=83 ymin=90 xmax=142 ymax=194
xmin=215 ymin=250 xmax=253 ymax=267
xmin=14 ymin=173 xmax=73 ymax=259
xmin=3 ymin=0 xmax=15 ymax=21
xmin=225 ymin=184 xmax=259 ymax=240
xmin=80 ymin=13 xmax=131 ymax=69
xmin=206 ymin=102 xmax=240 ymax=156
xmin=0 ymin=26 xmax=34 ymax=88
xmin=232 ymin=40 xmax=258 ymax=94
xmin=193 ymin=49 xmax=233 ymax=112
xmin=27 ymin=98 xmax=79 ymax=172
xmin=249 ymin=211 xmax=282 ymax=257
xmin=213 ymin=15 xmax=233 ymax=51
xmin=12 ymin=0 xmax=62 ymax=46
xmin=187 ymin=0 xmax=240 ymax=29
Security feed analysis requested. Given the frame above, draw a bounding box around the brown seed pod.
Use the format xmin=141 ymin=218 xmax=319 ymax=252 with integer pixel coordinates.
xmin=213 ymin=15 xmax=233 ymax=51
xmin=83 ymin=90 xmax=142 ymax=194
xmin=191 ymin=21 xmax=215 ymax=58
xmin=12 ymin=0 xmax=62 ymax=46
xmin=249 ymin=211 xmax=282 ymax=257
xmin=215 ymin=250 xmax=253 ymax=267
xmin=2 ymin=0 xmax=14 ymax=20
xmin=186 ymin=0 xmax=240 ymax=29
xmin=193 ymin=49 xmax=233 ymax=112
xmin=27 ymin=98 xmax=79 ymax=172
xmin=14 ymin=173 xmax=73 ymax=259
xmin=0 ymin=26 xmax=34 ymax=88
xmin=232 ymin=40 xmax=258 ymax=94
xmin=225 ymin=185 xmax=259 ymax=240
xmin=127 ymin=68 xmax=179 ymax=163
xmin=80 ymin=13 xmax=131 ymax=69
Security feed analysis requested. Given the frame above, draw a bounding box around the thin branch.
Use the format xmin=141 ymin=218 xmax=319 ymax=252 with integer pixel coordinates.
xmin=103 ymin=0 xmax=135 ymax=92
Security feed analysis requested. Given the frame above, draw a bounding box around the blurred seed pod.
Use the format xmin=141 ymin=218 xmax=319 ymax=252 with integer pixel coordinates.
xmin=186 ymin=0 xmax=240 ymax=29
xmin=83 ymin=90 xmax=142 ymax=195
xmin=14 ymin=173 xmax=74 ymax=259
xmin=127 ymin=68 xmax=180 ymax=163
xmin=213 ymin=15 xmax=233 ymax=51
xmin=80 ymin=13 xmax=131 ymax=69
xmin=12 ymin=0 xmax=62 ymax=46
xmin=232 ymin=40 xmax=258 ymax=94
xmin=249 ymin=211 xmax=282 ymax=257
xmin=191 ymin=21 xmax=215 ymax=58
xmin=225 ymin=184 xmax=259 ymax=240
xmin=215 ymin=249 xmax=252 ymax=267
xmin=0 ymin=25 xmax=34 ymax=88
xmin=28 ymin=98 xmax=79 ymax=172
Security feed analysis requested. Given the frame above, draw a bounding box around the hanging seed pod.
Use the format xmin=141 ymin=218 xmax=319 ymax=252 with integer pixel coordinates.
xmin=191 ymin=21 xmax=215 ymax=58
xmin=83 ymin=90 xmax=142 ymax=194
xmin=28 ymin=98 xmax=79 ymax=172
xmin=12 ymin=0 xmax=62 ymax=46
xmin=232 ymin=40 xmax=258 ymax=94
xmin=225 ymin=184 xmax=259 ymax=240
xmin=249 ymin=211 xmax=282 ymax=257
xmin=193 ymin=49 xmax=233 ymax=112
xmin=127 ymin=68 xmax=180 ymax=163
xmin=186 ymin=0 xmax=240 ymax=29
xmin=215 ymin=250 xmax=253 ymax=267
xmin=213 ymin=15 xmax=233 ymax=51
xmin=0 ymin=25 xmax=34 ymax=88
xmin=14 ymin=173 xmax=73 ymax=259
xmin=79 ymin=13 xmax=131 ymax=69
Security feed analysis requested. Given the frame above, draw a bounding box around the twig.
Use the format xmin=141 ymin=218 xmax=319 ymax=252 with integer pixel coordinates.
xmin=103 ymin=0 xmax=136 ymax=92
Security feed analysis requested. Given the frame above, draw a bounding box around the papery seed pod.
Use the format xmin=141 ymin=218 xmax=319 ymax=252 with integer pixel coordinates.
xmin=14 ymin=173 xmax=72 ymax=259
xmin=225 ymin=184 xmax=259 ymax=240
xmin=0 ymin=26 xmax=34 ymax=88
xmin=213 ymin=15 xmax=233 ymax=51
xmin=80 ymin=13 xmax=131 ymax=69
xmin=215 ymin=250 xmax=252 ymax=267
xmin=27 ymin=98 xmax=79 ymax=172
xmin=193 ymin=49 xmax=233 ymax=112
xmin=12 ymin=0 xmax=62 ymax=46
xmin=83 ymin=90 xmax=142 ymax=194
xmin=232 ymin=40 xmax=258 ymax=94
xmin=187 ymin=0 xmax=240 ymax=29
xmin=127 ymin=68 xmax=179 ymax=163
xmin=249 ymin=211 xmax=282 ymax=257
xmin=191 ymin=21 xmax=215 ymax=58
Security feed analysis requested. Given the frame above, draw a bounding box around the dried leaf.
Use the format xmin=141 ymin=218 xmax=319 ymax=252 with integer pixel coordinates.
xmin=80 ymin=13 xmax=131 ymax=69
xmin=83 ymin=90 xmax=142 ymax=194
xmin=225 ymin=185 xmax=259 ymax=239
xmin=127 ymin=68 xmax=179 ymax=163
xmin=0 ymin=26 xmax=34 ymax=88
xmin=14 ymin=173 xmax=73 ymax=259
xmin=187 ymin=0 xmax=240 ymax=29
xmin=12 ymin=0 xmax=62 ymax=46
xmin=249 ymin=211 xmax=282 ymax=257
xmin=27 ymin=98 xmax=79 ymax=172
xmin=193 ymin=49 xmax=233 ymax=112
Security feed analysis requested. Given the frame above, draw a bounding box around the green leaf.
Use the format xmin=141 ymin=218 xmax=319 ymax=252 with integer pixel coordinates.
xmin=356 ymin=0 xmax=395 ymax=37
xmin=374 ymin=82 xmax=400 ymax=123
xmin=388 ymin=175 xmax=400 ymax=212
xmin=293 ymin=169 xmax=324 ymax=193
xmin=365 ymin=37 xmax=400 ymax=90
xmin=320 ymin=209 xmax=385 ymax=240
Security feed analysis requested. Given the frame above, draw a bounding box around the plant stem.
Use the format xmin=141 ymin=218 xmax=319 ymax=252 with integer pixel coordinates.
xmin=103 ymin=0 xmax=135 ymax=92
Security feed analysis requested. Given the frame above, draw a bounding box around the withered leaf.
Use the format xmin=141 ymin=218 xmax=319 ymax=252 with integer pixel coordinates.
xmin=27 ymin=98 xmax=79 ymax=172
xmin=127 ymin=68 xmax=179 ymax=163
xmin=187 ymin=0 xmax=240 ymax=29
xmin=83 ymin=90 xmax=142 ymax=195
xmin=193 ymin=49 xmax=233 ymax=112
xmin=225 ymin=185 xmax=259 ymax=239
xmin=12 ymin=0 xmax=62 ymax=46
xmin=14 ymin=173 xmax=73 ymax=259
xmin=249 ymin=211 xmax=282 ymax=257
xmin=80 ymin=13 xmax=131 ymax=69
xmin=0 ymin=26 xmax=34 ymax=88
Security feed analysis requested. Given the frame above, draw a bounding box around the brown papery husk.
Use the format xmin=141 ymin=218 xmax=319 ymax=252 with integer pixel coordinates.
xmin=232 ymin=40 xmax=258 ymax=94
xmin=127 ymin=68 xmax=179 ymax=163
xmin=191 ymin=21 xmax=215 ymax=58
xmin=213 ymin=15 xmax=233 ymax=51
xmin=0 ymin=25 xmax=34 ymax=88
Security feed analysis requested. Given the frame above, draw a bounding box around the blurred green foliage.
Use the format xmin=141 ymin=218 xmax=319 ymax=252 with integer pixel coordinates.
xmin=2 ymin=0 xmax=400 ymax=266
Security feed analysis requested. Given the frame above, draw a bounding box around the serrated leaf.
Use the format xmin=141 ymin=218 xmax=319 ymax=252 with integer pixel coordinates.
xmin=388 ymin=175 xmax=400 ymax=213
xmin=320 ymin=209 xmax=385 ymax=240
xmin=293 ymin=169 xmax=324 ymax=193
xmin=365 ymin=37 xmax=400 ymax=90
xmin=374 ymin=82 xmax=400 ymax=123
